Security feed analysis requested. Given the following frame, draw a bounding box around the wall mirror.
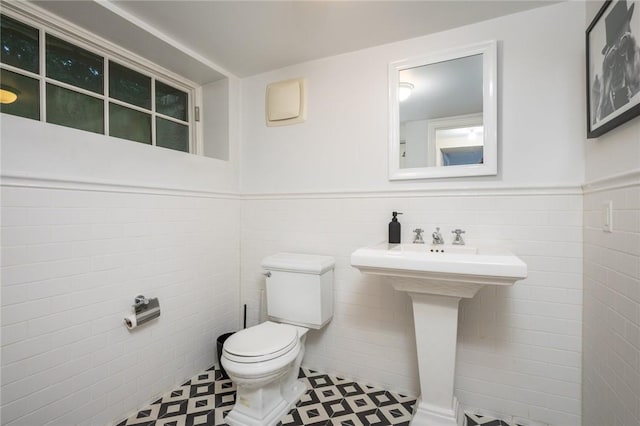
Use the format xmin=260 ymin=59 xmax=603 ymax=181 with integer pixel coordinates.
xmin=389 ymin=40 xmax=497 ymax=180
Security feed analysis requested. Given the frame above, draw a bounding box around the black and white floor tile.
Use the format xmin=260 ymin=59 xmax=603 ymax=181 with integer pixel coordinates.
xmin=116 ymin=366 xmax=417 ymax=426
xmin=464 ymin=413 xmax=524 ymax=426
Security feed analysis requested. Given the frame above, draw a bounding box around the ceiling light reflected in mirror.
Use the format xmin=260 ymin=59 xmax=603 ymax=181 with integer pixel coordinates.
xmin=398 ymin=82 xmax=414 ymax=102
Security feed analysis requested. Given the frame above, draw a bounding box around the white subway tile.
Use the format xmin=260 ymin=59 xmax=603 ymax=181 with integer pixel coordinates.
xmin=2 ymin=335 xmax=53 ymax=364
xmin=2 ymin=258 xmax=90 ymax=286
xmin=2 ymin=285 xmax=28 ymax=306
xmin=2 ymin=322 xmax=28 ymax=346
xmin=2 ymin=299 xmax=52 ymax=325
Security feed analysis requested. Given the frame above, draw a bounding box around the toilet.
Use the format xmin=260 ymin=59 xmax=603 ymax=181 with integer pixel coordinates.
xmin=221 ymin=252 xmax=335 ymax=426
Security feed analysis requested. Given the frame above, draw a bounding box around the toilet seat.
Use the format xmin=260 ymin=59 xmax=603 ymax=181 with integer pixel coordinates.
xmin=223 ymin=321 xmax=299 ymax=363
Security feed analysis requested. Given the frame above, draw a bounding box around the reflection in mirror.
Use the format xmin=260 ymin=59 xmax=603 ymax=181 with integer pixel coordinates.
xmin=399 ymin=55 xmax=482 ymax=168
xmin=389 ymin=41 xmax=497 ymax=180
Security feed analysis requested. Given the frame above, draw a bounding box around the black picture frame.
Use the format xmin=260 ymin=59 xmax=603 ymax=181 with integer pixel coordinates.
xmin=586 ymin=0 xmax=640 ymax=138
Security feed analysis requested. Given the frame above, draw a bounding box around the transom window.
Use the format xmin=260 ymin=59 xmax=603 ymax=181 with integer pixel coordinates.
xmin=0 ymin=13 xmax=193 ymax=153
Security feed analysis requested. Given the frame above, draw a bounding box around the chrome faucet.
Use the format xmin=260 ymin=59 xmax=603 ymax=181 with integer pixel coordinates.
xmin=432 ymin=227 xmax=444 ymax=245
xmin=413 ymin=228 xmax=425 ymax=244
xmin=451 ymin=229 xmax=466 ymax=245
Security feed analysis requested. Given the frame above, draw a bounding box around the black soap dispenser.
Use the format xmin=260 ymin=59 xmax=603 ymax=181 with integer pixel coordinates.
xmin=389 ymin=211 xmax=402 ymax=244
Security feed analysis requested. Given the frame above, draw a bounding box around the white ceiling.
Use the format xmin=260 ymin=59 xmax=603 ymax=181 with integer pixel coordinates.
xmin=33 ymin=1 xmax=559 ymax=80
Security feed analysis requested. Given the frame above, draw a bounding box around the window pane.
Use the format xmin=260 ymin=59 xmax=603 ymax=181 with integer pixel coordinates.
xmin=46 ymin=83 xmax=103 ymax=134
xmin=46 ymin=34 xmax=103 ymax=94
xmin=109 ymin=61 xmax=151 ymax=109
xmin=1 ymin=14 xmax=39 ymax=73
xmin=109 ymin=103 xmax=151 ymax=144
xmin=0 ymin=68 xmax=39 ymax=120
xmin=156 ymin=81 xmax=187 ymax=121
xmin=156 ymin=118 xmax=188 ymax=152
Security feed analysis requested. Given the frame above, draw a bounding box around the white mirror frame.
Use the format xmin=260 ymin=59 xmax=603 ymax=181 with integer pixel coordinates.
xmin=389 ymin=40 xmax=498 ymax=180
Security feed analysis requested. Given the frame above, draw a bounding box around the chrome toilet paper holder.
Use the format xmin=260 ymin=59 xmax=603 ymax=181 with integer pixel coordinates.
xmin=133 ymin=295 xmax=149 ymax=312
xmin=125 ymin=294 xmax=161 ymax=330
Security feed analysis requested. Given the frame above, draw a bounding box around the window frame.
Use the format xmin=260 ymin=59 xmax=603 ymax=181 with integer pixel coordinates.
xmin=0 ymin=5 xmax=198 ymax=154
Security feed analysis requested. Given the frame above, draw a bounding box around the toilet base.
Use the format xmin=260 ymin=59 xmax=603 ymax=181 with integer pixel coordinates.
xmin=284 ymin=379 xmax=307 ymax=405
xmin=225 ymin=400 xmax=289 ymax=426
xmin=225 ymin=379 xmax=304 ymax=426
xmin=223 ymin=325 xmax=311 ymax=426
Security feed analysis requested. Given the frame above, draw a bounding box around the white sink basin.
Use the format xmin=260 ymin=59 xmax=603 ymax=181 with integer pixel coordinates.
xmin=351 ymin=242 xmax=527 ymax=298
xmin=350 ymin=241 xmax=527 ymax=425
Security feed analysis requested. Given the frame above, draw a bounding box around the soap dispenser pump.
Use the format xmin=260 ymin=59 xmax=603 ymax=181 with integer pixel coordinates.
xmin=389 ymin=211 xmax=402 ymax=244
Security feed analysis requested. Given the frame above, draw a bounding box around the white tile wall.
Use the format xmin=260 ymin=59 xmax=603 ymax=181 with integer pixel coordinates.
xmin=241 ymin=192 xmax=583 ymax=426
xmin=1 ymin=186 xmax=241 ymax=426
xmin=583 ymin=184 xmax=640 ymax=426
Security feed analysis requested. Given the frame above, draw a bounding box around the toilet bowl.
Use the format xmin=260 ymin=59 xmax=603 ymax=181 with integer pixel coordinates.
xmin=221 ymin=321 xmax=309 ymax=426
xmin=221 ymin=252 xmax=334 ymax=426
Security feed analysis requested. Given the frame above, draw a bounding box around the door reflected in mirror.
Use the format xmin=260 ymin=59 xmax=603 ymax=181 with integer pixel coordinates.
xmin=389 ymin=41 xmax=497 ymax=180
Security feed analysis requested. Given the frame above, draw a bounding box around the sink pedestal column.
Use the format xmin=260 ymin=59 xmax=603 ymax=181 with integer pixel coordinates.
xmin=351 ymin=242 xmax=528 ymax=425
xmin=407 ymin=292 xmax=461 ymax=426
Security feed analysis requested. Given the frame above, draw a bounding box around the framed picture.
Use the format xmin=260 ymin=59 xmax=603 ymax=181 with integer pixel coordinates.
xmin=586 ymin=0 xmax=640 ymax=138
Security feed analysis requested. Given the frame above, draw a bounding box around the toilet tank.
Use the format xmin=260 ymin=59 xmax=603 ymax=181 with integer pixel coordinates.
xmin=261 ymin=253 xmax=334 ymax=329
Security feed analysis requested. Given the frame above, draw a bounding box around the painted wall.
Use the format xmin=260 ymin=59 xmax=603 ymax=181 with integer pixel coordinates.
xmin=582 ymin=2 xmax=640 ymax=425
xmin=584 ymin=0 xmax=640 ymax=183
xmin=240 ymin=2 xmax=585 ymax=194
xmin=1 ymin=77 xmax=242 ymax=425
xmin=402 ymin=120 xmax=430 ymax=168
xmin=240 ymin=2 xmax=585 ymax=425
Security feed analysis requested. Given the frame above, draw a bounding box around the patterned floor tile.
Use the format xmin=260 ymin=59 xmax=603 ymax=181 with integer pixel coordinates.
xmin=157 ymin=386 xmax=192 ymax=404
xmin=158 ymin=399 xmax=189 ymax=418
xmin=214 ymin=378 xmax=235 ymax=394
xmin=214 ymin=405 xmax=232 ymax=426
xmin=343 ymin=394 xmax=378 ymax=413
xmin=185 ymin=409 xmax=216 ymax=426
xmin=315 ymin=386 xmax=344 ymax=403
xmin=117 ymin=404 xmax=161 ymax=425
xmin=187 ymin=396 xmax=216 ymax=414
xmin=116 ymin=365 xmax=421 ymax=426
xmin=377 ymin=404 xmax=412 ymax=425
xmin=156 ymin=414 xmax=186 ymax=426
xmin=336 ymin=382 xmax=366 ymax=398
xmin=296 ymin=401 xmax=331 ymax=425
xmin=279 ymin=407 xmax=305 ymax=426
xmin=366 ymin=390 xmax=400 ymax=408
xmin=306 ymin=373 xmax=337 ymax=389
xmin=465 ymin=413 xmax=503 ymax=426
xmin=296 ymin=389 xmax=317 ymax=407
xmin=189 ymin=382 xmax=216 ymax=399
xmin=355 ymin=408 xmax=390 ymax=426
xmin=327 ymin=412 xmax=365 ymax=426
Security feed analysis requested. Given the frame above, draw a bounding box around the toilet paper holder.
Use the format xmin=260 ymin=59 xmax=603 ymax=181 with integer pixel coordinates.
xmin=124 ymin=295 xmax=161 ymax=330
xmin=133 ymin=294 xmax=149 ymax=307
xmin=133 ymin=295 xmax=149 ymax=312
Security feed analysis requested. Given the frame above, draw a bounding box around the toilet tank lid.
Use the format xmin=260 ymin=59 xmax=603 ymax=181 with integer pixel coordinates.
xmin=262 ymin=252 xmax=335 ymax=274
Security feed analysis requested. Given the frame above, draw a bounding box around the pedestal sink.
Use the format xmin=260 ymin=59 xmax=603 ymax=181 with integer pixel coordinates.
xmin=351 ymin=243 xmax=527 ymax=426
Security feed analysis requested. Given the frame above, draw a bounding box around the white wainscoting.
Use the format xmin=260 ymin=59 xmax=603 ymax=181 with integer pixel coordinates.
xmin=241 ymin=187 xmax=583 ymax=426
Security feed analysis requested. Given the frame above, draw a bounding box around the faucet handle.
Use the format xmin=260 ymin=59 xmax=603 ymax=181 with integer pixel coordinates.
xmin=451 ymin=229 xmax=466 ymax=245
xmin=413 ymin=228 xmax=425 ymax=244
